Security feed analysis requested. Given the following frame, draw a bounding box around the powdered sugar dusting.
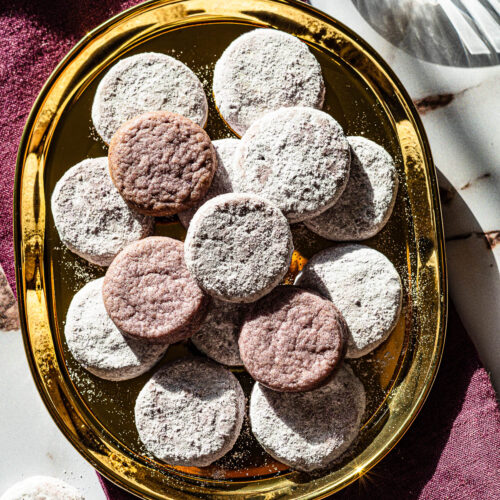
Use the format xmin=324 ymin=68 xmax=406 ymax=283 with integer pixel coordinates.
xmin=185 ymin=193 xmax=293 ymax=303
xmin=134 ymin=358 xmax=245 ymax=466
xmin=51 ymin=157 xmax=153 ymax=267
xmin=0 ymin=476 xmax=84 ymax=500
xmin=234 ymin=107 xmax=350 ymax=222
xmin=305 ymin=136 xmax=398 ymax=240
xmin=65 ymin=278 xmax=168 ymax=381
xmin=191 ymin=298 xmax=245 ymax=366
xmin=92 ymin=52 xmax=208 ymax=143
xmin=0 ymin=263 xmax=19 ymax=331
xmin=250 ymin=364 xmax=365 ymax=472
xmin=213 ymin=29 xmax=324 ymax=135
xmin=295 ymin=244 xmax=402 ymax=358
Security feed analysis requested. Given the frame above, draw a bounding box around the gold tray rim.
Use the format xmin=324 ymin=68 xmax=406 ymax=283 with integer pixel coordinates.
xmin=13 ymin=0 xmax=448 ymax=498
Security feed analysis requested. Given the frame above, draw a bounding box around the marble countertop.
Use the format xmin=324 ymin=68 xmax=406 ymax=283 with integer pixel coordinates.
xmin=0 ymin=328 xmax=106 ymax=499
xmin=1 ymin=1 xmax=498 ymax=497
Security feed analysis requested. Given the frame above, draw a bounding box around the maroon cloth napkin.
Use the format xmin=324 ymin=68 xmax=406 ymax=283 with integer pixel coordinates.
xmin=1 ymin=1 xmax=499 ymax=499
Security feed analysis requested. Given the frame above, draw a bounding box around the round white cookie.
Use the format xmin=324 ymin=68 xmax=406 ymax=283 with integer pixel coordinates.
xmin=178 ymin=138 xmax=240 ymax=228
xmin=213 ymin=29 xmax=325 ymax=135
xmin=305 ymin=136 xmax=398 ymax=240
xmin=51 ymin=157 xmax=153 ymax=266
xmin=295 ymin=244 xmax=402 ymax=358
xmin=191 ymin=298 xmax=245 ymax=366
xmin=250 ymin=364 xmax=366 ymax=472
xmin=92 ymin=52 xmax=208 ymax=143
xmin=65 ymin=278 xmax=168 ymax=381
xmin=135 ymin=358 xmax=245 ymax=466
xmin=0 ymin=476 xmax=84 ymax=500
xmin=184 ymin=193 xmax=293 ymax=303
xmin=233 ymin=107 xmax=350 ymax=222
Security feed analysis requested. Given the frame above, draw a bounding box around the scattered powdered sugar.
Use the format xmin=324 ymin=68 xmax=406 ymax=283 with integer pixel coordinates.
xmin=65 ymin=278 xmax=168 ymax=381
xmin=92 ymin=52 xmax=208 ymax=143
xmin=305 ymin=136 xmax=398 ymax=240
xmin=233 ymin=107 xmax=350 ymax=222
xmin=217 ymin=414 xmax=254 ymax=470
xmin=295 ymin=244 xmax=402 ymax=358
xmin=178 ymin=138 xmax=240 ymax=228
xmin=52 ymin=244 xmax=102 ymax=293
xmin=249 ymin=364 xmax=366 ymax=472
xmin=213 ymin=29 xmax=325 ymax=135
xmin=185 ymin=193 xmax=293 ymax=303
xmin=191 ymin=298 xmax=246 ymax=366
xmin=0 ymin=476 xmax=84 ymax=500
xmin=51 ymin=157 xmax=153 ymax=267
xmin=134 ymin=358 xmax=245 ymax=466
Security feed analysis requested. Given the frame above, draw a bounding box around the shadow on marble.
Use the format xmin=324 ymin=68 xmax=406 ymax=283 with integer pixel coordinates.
xmin=432 ymin=102 xmax=495 ymax=186
xmin=438 ymin=168 xmax=500 ymax=392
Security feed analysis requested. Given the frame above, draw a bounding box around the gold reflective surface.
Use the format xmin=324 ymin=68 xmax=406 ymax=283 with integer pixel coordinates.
xmin=14 ymin=1 xmax=447 ymax=498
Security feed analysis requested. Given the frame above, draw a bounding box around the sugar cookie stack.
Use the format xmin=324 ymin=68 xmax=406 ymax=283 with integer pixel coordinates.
xmin=53 ymin=28 xmax=402 ymax=472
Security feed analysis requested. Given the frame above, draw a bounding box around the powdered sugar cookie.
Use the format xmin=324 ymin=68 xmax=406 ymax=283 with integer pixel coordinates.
xmin=213 ymin=29 xmax=324 ymax=135
xmin=295 ymin=244 xmax=402 ymax=358
xmin=51 ymin=157 xmax=153 ymax=266
xmin=108 ymin=111 xmax=217 ymax=216
xmin=103 ymin=237 xmax=209 ymax=344
xmin=178 ymin=138 xmax=240 ymax=228
xmin=233 ymin=107 xmax=350 ymax=222
xmin=0 ymin=264 xmax=19 ymax=331
xmin=65 ymin=278 xmax=168 ymax=381
xmin=191 ymin=299 xmax=245 ymax=366
xmin=135 ymin=358 xmax=245 ymax=466
xmin=184 ymin=193 xmax=293 ymax=303
xmin=92 ymin=52 xmax=208 ymax=143
xmin=305 ymin=137 xmax=398 ymax=240
xmin=250 ymin=364 xmax=365 ymax=472
xmin=0 ymin=476 xmax=84 ymax=500
xmin=239 ymin=286 xmax=346 ymax=392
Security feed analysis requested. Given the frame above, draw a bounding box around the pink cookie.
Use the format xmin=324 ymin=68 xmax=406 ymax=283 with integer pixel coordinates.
xmin=239 ymin=286 xmax=346 ymax=392
xmin=108 ymin=111 xmax=217 ymax=216
xmin=103 ymin=237 xmax=209 ymax=344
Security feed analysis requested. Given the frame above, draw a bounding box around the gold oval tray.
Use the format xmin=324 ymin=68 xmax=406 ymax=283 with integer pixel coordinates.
xmin=14 ymin=0 xmax=447 ymax=498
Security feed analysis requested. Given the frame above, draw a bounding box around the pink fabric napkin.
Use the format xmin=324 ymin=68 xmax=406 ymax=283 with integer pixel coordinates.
xmin=1 ymin=1 xmax=499 ymax=499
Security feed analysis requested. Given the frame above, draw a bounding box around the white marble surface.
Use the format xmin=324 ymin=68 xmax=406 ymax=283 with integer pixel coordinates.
xmin=0 ymin=330 xmax=106 ymax=499
xmin=312 ymin=0 xmax=500 ymax=391
xmin=0 ymin=2 xmax=498 ymax=498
